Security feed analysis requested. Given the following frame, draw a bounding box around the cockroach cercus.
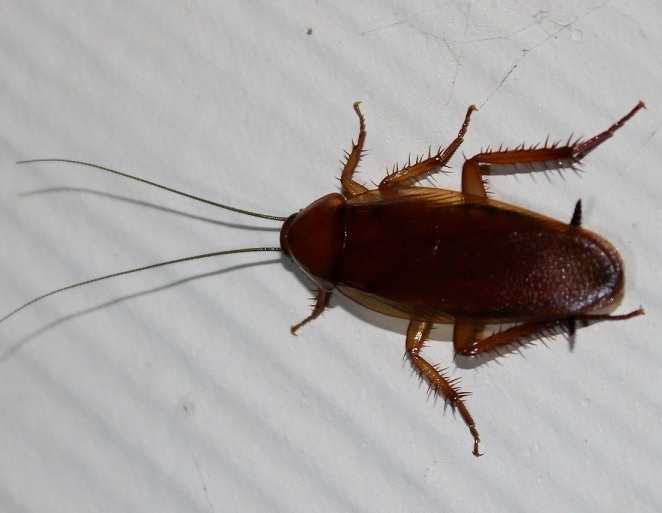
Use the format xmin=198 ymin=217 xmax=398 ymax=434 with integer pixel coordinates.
xmin=3 ymin=101 xmax=645 ymax=456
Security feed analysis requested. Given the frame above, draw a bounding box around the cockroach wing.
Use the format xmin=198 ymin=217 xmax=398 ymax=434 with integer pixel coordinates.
xmin=337 ymin=187 xmax=624 ymax=324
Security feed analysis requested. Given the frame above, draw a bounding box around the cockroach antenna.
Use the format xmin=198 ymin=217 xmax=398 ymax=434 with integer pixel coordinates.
xmin=1 ymin=159 xmax=286 ymax=324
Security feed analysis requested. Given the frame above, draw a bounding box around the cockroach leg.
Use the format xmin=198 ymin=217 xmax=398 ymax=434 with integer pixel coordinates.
xmin=452 ymin=323 xmax=485 ymax=355
xmin=571 ymin=308 xmax=644 ymax=325
xmin=573 ymin=101 xmax=645 ymax=158
xmin=456 ymin=320 xmax=556 ymax=357
xmin=462 ymin=144 xmax=578 ymax=198
xmin=379 ymin=105 xmax=477 ymax=188
xmin=456 ymin=308 xmax=644 ymax=357
xmin=290 ymin=289 xmax=330 ymax=334
xmin=461 ymin=102 xmax=645 ymax=198
xmin=340 ymin=102 xmax=369 ymax=198
xmin=406 ymin=320 xmax=482 ymax=456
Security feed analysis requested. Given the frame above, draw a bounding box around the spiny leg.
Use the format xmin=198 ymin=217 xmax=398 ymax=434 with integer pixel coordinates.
xmin=291 ymin=289 xmax=330 ymax=334
xmin=406 ymin=320 xmax=482 ymax=457
xmin=340 ymin=102 xmax=369 ymax=198
xmin=462 ymin=102 xmax=646 ymax=198
xmin=455 ymin=308 xmax=644 ymax=358
xmin=574 ymin=101 xmax=645 ymax=157
xmin=455 ymin=320 xmax=555 ymax=358
xmin=380 ymin=105 xmax=477 ymax=189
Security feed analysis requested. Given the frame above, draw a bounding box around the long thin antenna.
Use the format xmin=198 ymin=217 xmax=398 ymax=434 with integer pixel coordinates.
xmin=0 ymin=247 xmax=281 ymax=324
xmin=17 ymin=159 xmax=288 ymax=222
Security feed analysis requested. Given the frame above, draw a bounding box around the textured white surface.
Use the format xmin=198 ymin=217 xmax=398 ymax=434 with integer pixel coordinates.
xmin=1 ymin=1 xmax=661 ymax=512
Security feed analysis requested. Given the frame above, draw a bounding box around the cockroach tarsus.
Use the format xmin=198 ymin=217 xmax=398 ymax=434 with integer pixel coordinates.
xmin=4 ymin=101 xmax=645 ymax=457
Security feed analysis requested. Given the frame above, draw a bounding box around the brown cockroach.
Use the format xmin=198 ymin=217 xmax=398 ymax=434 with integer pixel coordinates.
xmin=2 ymin=101 xmax=644 ymax=456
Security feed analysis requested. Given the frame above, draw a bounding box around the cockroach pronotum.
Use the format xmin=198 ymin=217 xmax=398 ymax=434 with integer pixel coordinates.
xmin=2 ymin=101 xmax=645 ymax=456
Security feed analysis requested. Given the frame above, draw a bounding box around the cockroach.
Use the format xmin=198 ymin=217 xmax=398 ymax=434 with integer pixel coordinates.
xmin=2 ymin=101 xmax=645 ymax=456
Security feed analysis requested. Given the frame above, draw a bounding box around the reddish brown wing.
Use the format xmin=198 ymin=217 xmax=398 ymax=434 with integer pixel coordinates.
xmin=337 ymin=187 xmax=623 ymax=324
